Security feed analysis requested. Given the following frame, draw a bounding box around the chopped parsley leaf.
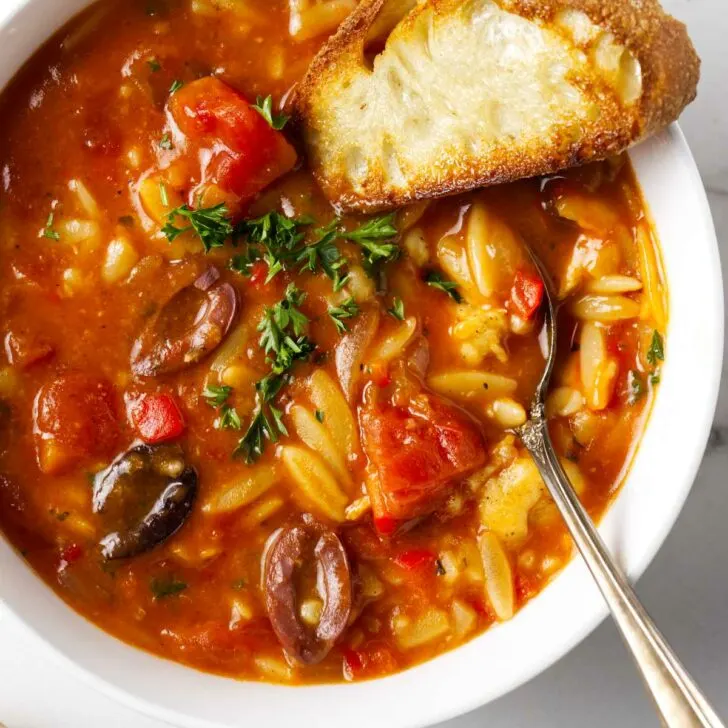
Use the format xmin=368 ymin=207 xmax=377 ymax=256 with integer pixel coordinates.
xmin=163 ymin=203 xmax=233 ymax=252
xmin=42 ymin=212 xmax=60 ymax=241
xmin=169 ymin=79 xmax=184 ymax=95
xmin=203 ymin=384 xmax=232 ymax=408
xmin=315 ymin=409 xmax=325 ymax=423
xmin=234 ymin=408 xmax=277 ymax=464
xmin=150 ymin=577 xmax=187 ymax=600
xmin=328 ymin=297 xmax=359 ymax=334
xmin=270 ymin=405 xmax=288 ymax=436
xmin=341 ymin=214 xmax=399 ymax=271
xmin=158 ymin=181 xmax=169 ymax=208
xmin=425 ymin=270 xmax=462 ymax=302
xmin=646 ymin=330 xmax=664 ymax=366
xmin=237 ymin=211 xmax=309 ymax=282
xmin=388 ymin=297 xmax=405 ymax=321
xmin=251 ymin=94 xmax=289 ymax=131
xmin=627 ymin=370 xmax=646 ymax=405
xmin=218 ymin=404 xmax=242 ymax=430
xmin=147 ymin=57 xmax=161 ymax=72
xmin=296 ymin=224 xmax=349 ymax=291
xmin=159 ymin=133 xmax=173 ymax=150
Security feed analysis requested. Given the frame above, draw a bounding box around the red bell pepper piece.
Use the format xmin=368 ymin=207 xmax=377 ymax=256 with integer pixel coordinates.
xmin=510 ymin=269 xmax=544 ymax=319
xmin=131 ymin=393 xmax=185 ymax=443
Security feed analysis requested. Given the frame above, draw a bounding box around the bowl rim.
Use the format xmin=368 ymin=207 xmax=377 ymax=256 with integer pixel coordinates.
xmin=0 ymin=2 xmax=723 ymax=727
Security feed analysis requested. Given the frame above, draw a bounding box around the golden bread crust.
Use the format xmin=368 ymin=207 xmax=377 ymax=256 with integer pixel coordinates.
xmin=295 ymin=0 xmax=699 ymax=213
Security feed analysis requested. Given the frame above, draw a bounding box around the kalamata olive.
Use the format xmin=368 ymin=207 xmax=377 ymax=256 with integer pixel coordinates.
xmin=262 ymin=514 xmax=352 ymax=665
xmin=92 ymin=442 xmax=197 ymax=560
xmin=130 ymin=267 xmax=239 ymax=377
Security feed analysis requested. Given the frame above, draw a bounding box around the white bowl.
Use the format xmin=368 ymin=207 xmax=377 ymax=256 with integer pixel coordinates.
xmin=0 ymin=1 xmax=722 ymax=727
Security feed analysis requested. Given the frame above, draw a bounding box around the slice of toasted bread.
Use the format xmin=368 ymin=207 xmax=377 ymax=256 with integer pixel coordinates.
xmin=295 ymin=0 xmax=699 ymax=212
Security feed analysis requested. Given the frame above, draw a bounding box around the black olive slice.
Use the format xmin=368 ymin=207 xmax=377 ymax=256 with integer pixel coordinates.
xmin=130 ymin=267 xmax=239 ymax=377
xmin=92 ymin=442 xmax=197 ymax=560
xmin=262 ymin=514 xmax=352 ymax=665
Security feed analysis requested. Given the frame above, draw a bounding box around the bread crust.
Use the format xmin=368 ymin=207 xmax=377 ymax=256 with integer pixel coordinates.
xmin=295 ymin=0 xmax=699 ymax=212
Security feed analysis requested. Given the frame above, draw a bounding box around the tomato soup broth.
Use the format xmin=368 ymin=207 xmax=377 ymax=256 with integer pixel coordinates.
xmin=0 ymin=0 xmax=667 ymax=684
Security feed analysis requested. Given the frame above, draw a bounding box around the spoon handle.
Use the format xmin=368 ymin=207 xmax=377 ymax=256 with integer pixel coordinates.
xmin=520 ymin=419 xmax=724 ymax=728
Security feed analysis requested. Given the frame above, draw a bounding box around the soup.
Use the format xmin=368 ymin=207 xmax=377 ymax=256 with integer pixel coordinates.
xmin=0 ymin=0 xmax=666 ymax=684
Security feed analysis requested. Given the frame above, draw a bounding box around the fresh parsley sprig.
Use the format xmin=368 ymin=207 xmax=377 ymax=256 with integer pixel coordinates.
xmin=329 ymin=297 xmax=359 ymax=334
xmin=425 ymin=270 xmax=462 ymax=302
xmin=235 ymin=285 xmax=315 ymax=463
xmin=202 ymin=384 xmax=232 ymax=408
xmin=340 ymin=214 xmax=399 ymax=272
xmin=163 ymin=203 xmax=233 ymax=252
xmin=252 ymin=95 xmax=289 ymax=131
xmin=388 ymin=297 xmax=405 ymax=320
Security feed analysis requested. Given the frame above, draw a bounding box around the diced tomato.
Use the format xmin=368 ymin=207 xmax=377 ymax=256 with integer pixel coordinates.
xmin=248 ymin=260 xmax=269 ymax=286
xmin=372 ymin=515 xmax=398 ymax=536
xmin=342 ymin=642 xmax=398 ymax=681
xmin=168 ymin=77 xmax=297 ymax=207
xmin=33 ymin=373 xmax=118 ymax=475
xmin=360 ymin=391 xmax=486 ymax=527
xmin=131 ymin=393 xmax=185 ymax=443
xmin=510 ymin=269 xmax=544 ymax=320
xmin=394 ymin=548 xmax=436 ymax=571
xmin=60 ymin=543 xmax=83 ymax=564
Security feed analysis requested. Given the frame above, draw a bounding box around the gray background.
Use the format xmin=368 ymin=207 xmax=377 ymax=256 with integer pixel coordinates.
xmin=1 ymin=0 xmax=726 ymax=725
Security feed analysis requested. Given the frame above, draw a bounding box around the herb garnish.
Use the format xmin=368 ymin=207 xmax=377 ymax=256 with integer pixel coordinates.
xmin=163 ymin=203 xmax=233 ymax=252
xmin=296 ymin=222 xmax=349 ymax=291
xmin=151 ymin=576 xmax=187 ymax=600
xmin=169 ymin=79 xmax=184 ymax=95
xmin=147 ymin=57 xmax=161 ymax=72
xmin=425 ymin=270 xmax=462 ymax=302
xmin=388 ymin=297 xmax=405 ymax=320
xmin=235 ymin=211 xmax=309 ymax=282
xmin=42 ymin=212 xmax=60 ymax=241
xmin=234 ymin=285 xmax=314 ymax=463
xmin=218 ymin=404 xmax=242 ymax=430
xmin=315 ymin=409 xmax=325 ymax=423
xmin=202 ymin=384 xmax=232 ymax=408
xmin=251 ymin=95 xmax=289 ymax=131
xmin=646 ymin=330 xmax=665 ymax=384
xmin=159 ymin=132 xmax=173 ymax=150
xmin=329 ymin=297 xmax=359 ymax=334
xmin=627 ymin=370 xmax=646 ymax=405
xmin=341 ymin=214 xmax=399 ymax=272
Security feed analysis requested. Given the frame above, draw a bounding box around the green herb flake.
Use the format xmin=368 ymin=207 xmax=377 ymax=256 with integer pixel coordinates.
xmin=342 ymin=214 xmax=399 ymax=272
xmin=218 ymin=404 xmax=242 ymax=431
xmin=425 ymin=270 xmax=462 ymax=302
xmin=159 ymin=181 xmax=169 ymax=208
xmin=315 ymin=409 xmax=325 ymax=423
xmin=202 ymin=384 xmax=232 ymax=408
xmin=328 ymin=297 xmax=359 ymax=334
xmin=169 ymin=79 xmax=184 ymax=95
xmin=627 ymin=370 xmax=646 ymax=405
xmin=296 ymin=224 xmax=349 ymax=291
xmin=159 ymin=133 xmax=173 ymax=150
xmin=147 ymin=57 xmax=162 ymax=72
xmin=646 ymin=330 xmax=664 ymax=366
xmin=234 ymin=408 xmax=276 ymax=464
xmin=163 ymin=203 xmax=233 ymax=252
xmin=388 ymin=297 xmax=405 ymax=321
xmin=150 ymin=576 xmax=187 ymax=600
xmin=251 ymin=94 xmax=289 ymax=131
xmin=42 ymin=212 xmax=60 ymax=241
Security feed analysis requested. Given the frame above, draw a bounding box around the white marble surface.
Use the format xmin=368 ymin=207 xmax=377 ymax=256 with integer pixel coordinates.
xmin=1 ymin=0 xmax=727 ymax=726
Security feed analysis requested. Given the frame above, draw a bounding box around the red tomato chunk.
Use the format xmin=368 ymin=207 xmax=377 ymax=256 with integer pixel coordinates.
xmin=360 ymin=392 xmax=486 ymax=528
xmin=168 ymin=77 xmax=297 ymax=207
xmin=33 ymin=373 xmax=118 ymax=475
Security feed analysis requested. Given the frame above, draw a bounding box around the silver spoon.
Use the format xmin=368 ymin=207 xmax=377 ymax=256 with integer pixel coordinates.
xmin=515 ymin=258 xmax=724 ymax=728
